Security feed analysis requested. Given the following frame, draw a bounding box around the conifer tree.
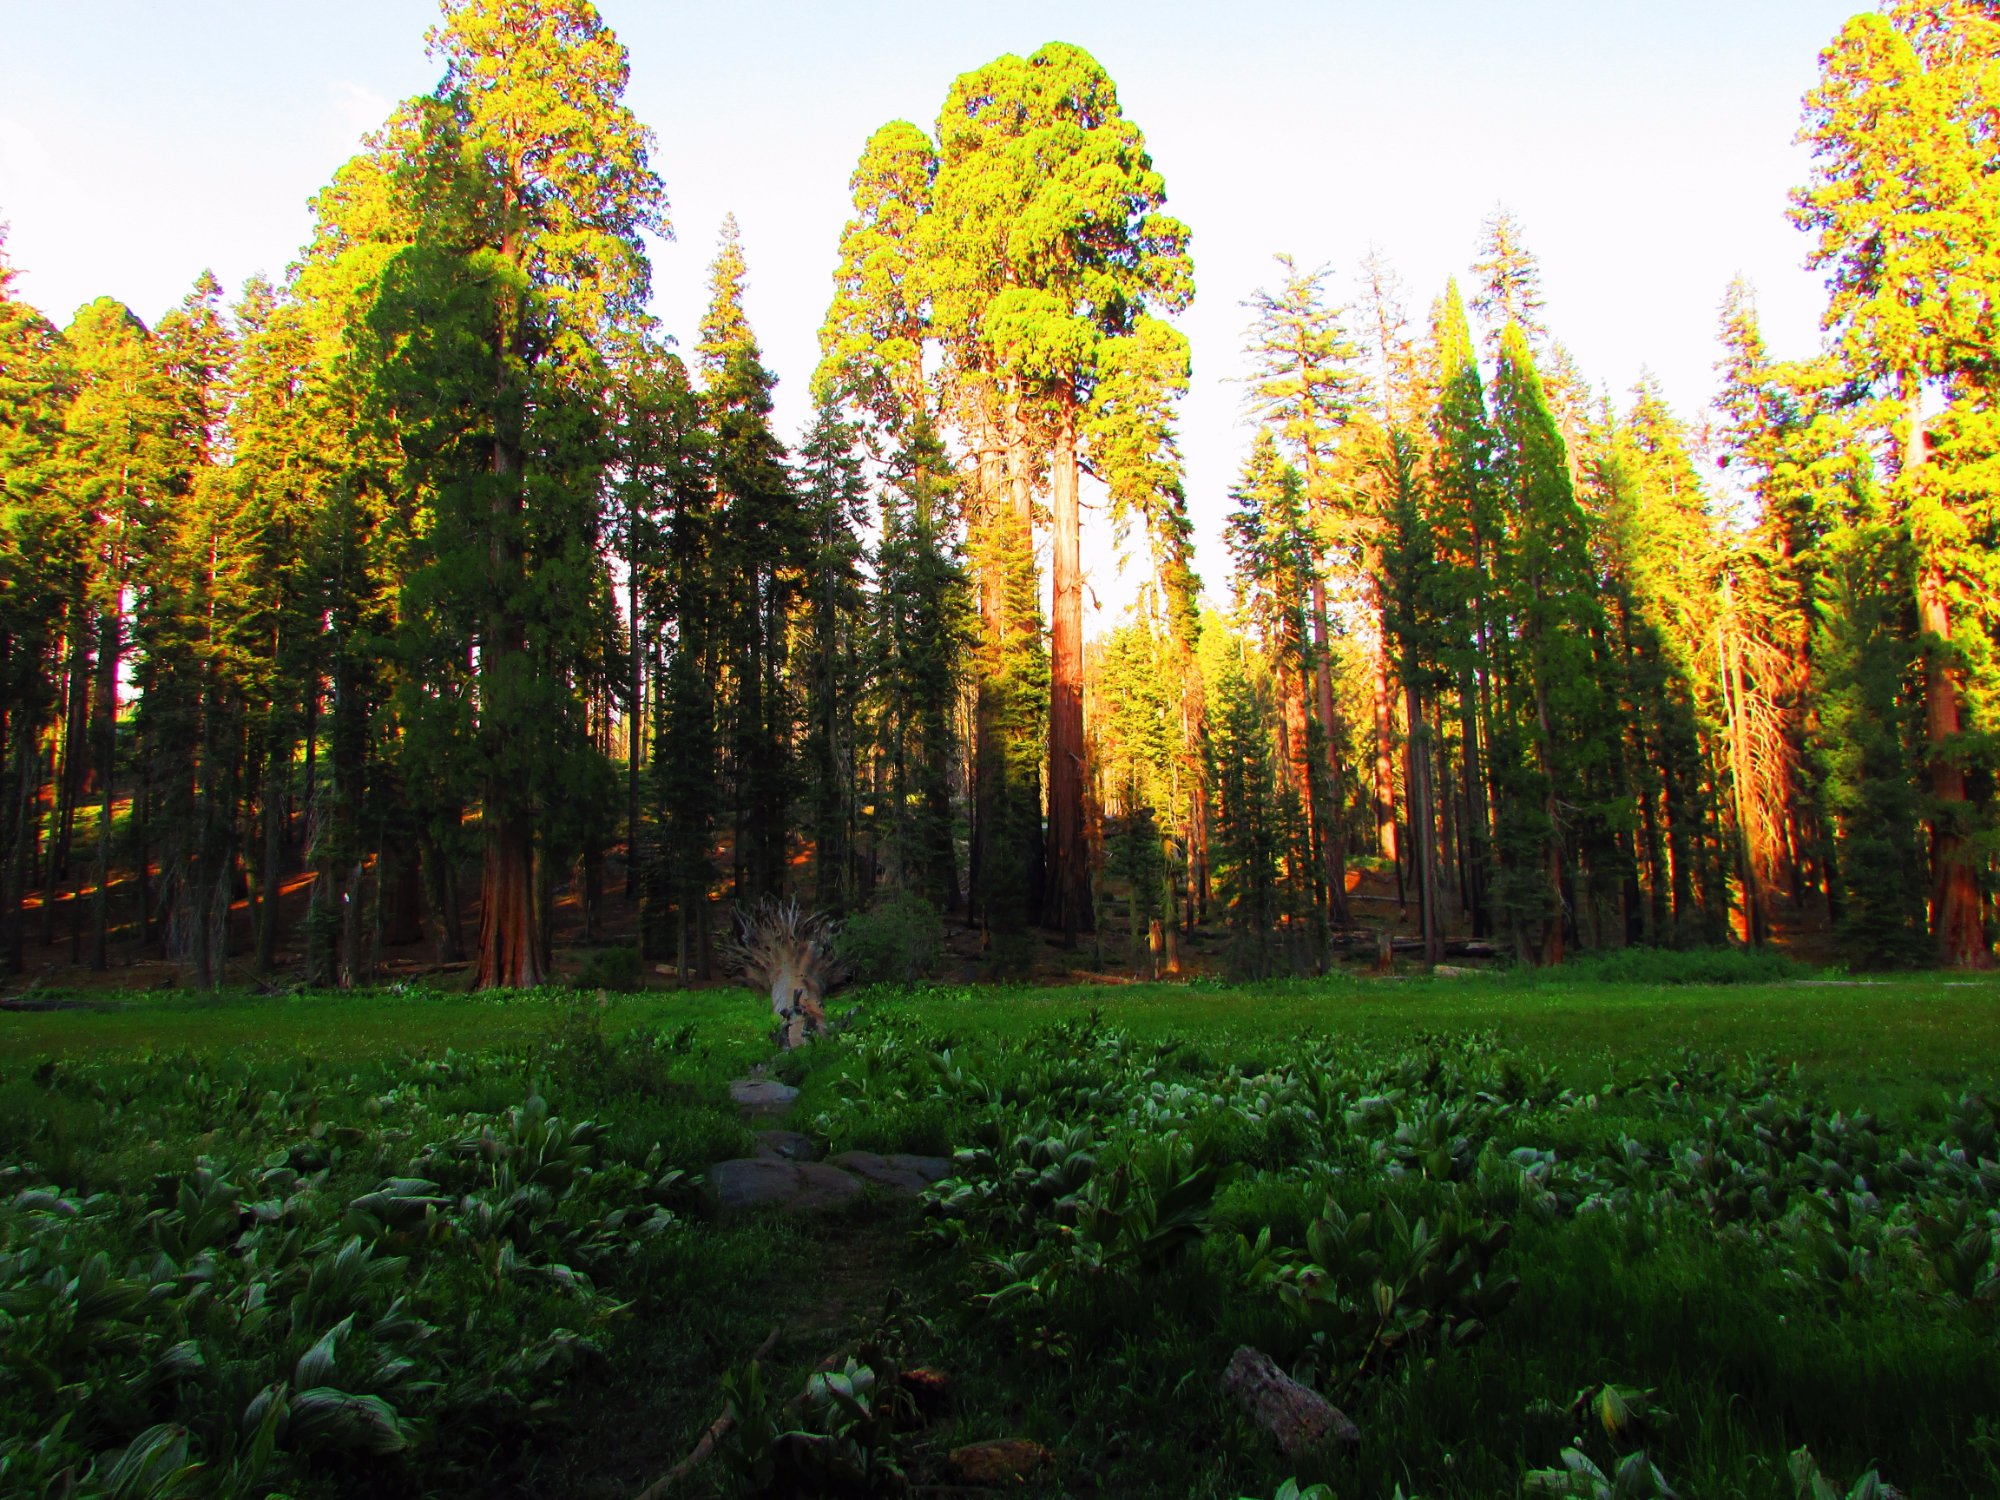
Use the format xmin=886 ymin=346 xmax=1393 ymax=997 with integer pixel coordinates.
xmin=796 ymin=396 xmax=869 ymax=910
xmin=1471 ymin=207 xmax=1548 ymax=355
xmin=1792 ymin=0 xmax=2000 ymax=965
xmin=0 ymin=233 xmax=78 ymax=974
xmin=1206 ymin=634 xmax=1281 ymax=977
xmin=698 ymin=216 xmax=802 ymax=904
xmin=56 ymin=296 xmax=180 ymax=967
xmin=393 ymin=0 xmax=668 ymax=988
xmin=817 ymin=120 xmax=936 ymax=431
xmin=1424 ymin=280 xmax=1499 ymax=938
xmin=930 ymin=42 xmax=1193 ymax=941
xmin=1487 ymin=322 xmax=1622 ymax=963
xmin=871 ymin=415 xmax=972 ymax=911
xmin=135 ymin=272 xmax=245 ymax=986
xmin=1376 ymin=429 xmax=1449 ymax=961
xmin=1240 ymin=256 xmax=1363 ymax=918
xmin=1225 ymin=432 xmax=1323 ymax=943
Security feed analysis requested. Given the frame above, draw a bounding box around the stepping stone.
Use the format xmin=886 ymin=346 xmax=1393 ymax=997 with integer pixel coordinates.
xmin=711 ymin=1157 xmax=863 ymax=1213
xmin=755 ymin=1129 xmax=819 ymax=1161
xmin=827 ymin=1150 xmax=953 ymax=1195
xmin=728 ymin=1077 xmax=801 ymax=1117
xmin=948 ymin=1439 xmax=1053 ymax=1484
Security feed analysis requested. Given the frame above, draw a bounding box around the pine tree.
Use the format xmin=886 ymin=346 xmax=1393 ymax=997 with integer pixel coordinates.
xmin=817 ymin=120 xmax=936 ymax=430
xmin=0 ymin=231 xmax=80 ymax=974
xmin=1470 ymin=207 xmax=1548 ymax=355
xmin=134 ymin=272 xmax=245 ymax=986
xmin=1225 ymin=431 xmax=1323 ymax=947
xmin=1488 ymin=322 xmax=1622 ymax=964
xmin=871 ymin=414 xmax=972 ymax=912
xmin=1240 ymin=255 xmax=1364 ymax=918
xmin=1424 ymin=280 xmax=1500 ymax=940
xmin=1376 ymin=429 xmax=1449 ymax=962
xmin=796 ymin=396 xmax=869 ymax=910
xmin=1205 ymin=631 xmax=1281 ymax=977
xmin=699 ymin=216 xmax=803 ymax=904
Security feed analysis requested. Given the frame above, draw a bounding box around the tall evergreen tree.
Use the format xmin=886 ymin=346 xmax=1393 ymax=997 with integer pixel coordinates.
xmin=0 ymin=232 xmax=79 ymax=975
xmin=1240 ymin=255 xmax=1364 ymax=918
xmin=930 ymin=42 xmax=1194 ymax=941
xmin=1792 ymin=0 xmax=2000 ymax=965
xmin=699 ymin=216 xmax=802 ymax=904
xmin=871 ymin=414 xmax=972 ymax=911
xmin=389 ymin=0 xmax=668 ymax=989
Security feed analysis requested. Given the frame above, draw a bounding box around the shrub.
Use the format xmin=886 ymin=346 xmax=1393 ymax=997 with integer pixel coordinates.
xmin=1548 ymin=945 xmax=1808 ymax=986
xmin=573 ymin=945 xmax=646 ymax=992
xmin=835 ymin=892 xmax=947 ymax=986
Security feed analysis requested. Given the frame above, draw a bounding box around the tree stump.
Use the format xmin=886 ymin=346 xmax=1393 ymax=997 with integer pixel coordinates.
xmin=1220 ymin=1346 xmax=1360 ymax=1456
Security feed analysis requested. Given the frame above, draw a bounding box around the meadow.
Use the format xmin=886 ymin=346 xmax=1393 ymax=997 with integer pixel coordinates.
xmin=0 ymin=965 xmax=1996 ymax=1498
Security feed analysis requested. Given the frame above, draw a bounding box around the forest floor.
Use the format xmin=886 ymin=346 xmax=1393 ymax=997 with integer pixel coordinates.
xmin=3 ymin=971 xmax=1999 ymax=1496
xmin=4 ymin=831 xmax=1847 ymax=1000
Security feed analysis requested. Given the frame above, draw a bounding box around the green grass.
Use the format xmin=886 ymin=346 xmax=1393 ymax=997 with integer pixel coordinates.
xmin=11 ymin=969 xmax=1995 ymax=1100
xmin=2 ymin=969 xmax=1997 ymax=1498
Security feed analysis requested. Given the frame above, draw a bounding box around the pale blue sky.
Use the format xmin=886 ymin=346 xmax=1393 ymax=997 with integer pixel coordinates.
xmin=0 ymin=0 xmax=1857 ymax=618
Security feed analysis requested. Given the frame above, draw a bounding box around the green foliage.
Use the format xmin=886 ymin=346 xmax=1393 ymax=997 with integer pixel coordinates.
xmin=716 ymin=1297 xmax=922 ymax=1496
xmin=0 ymin=1037 xmax=716 ymax=1493
xmin=1543 ymin=947 xmax=1808 ymax=987
xmin=572 ymin=945 xmax=645 ymax=993
xmin=2 ymin=978 xmax=1999 ymax=1496
xmin=836 ymin=891 xmax=947 ymax=987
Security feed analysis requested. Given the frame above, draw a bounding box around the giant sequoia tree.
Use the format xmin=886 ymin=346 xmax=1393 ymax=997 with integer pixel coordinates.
xmin=1792 ymin=0 xmax=2000 ymax=966
xmin=389 ymin=0 xmax=667 ymax=988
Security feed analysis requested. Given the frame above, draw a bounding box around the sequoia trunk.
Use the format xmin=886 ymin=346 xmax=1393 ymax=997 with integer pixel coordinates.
xmin=1045 ymin=398 xmax=1092 ymax=938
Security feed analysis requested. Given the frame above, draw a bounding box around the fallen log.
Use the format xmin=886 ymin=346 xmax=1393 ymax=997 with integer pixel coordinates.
xmin=632 ymin=1326 xmax=780 ymax=1500
xmin=1220 ymin=1346 xmax=1360 ymax=1456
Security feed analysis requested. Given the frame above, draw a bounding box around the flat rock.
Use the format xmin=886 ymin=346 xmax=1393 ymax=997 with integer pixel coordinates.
xmin=1432 ymin=964 xmax=1481 ymax=979
xmin=947 ymin=1438 xmax=1052 ymax=1484
xmin=728 ymin=1077 xmax=801 ymax=1116
xmin=755 ymin=1129 xmax=819 ymax=1161
xmin=827 ymin=1150 xmax=953 ymax=1195
xmin=710 ymin=1157 xmax=863 ymax=1213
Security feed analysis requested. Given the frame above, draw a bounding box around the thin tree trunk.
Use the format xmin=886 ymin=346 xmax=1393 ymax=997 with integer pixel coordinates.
xmin=1369 ymin=599 xmax=1401 ymax=900
xmin=4 ymin=727 xmax=36 ymax=976
xmin=1405 ymin=684 xmax=1444 ymax=963
xmin=256 ymin=740 xmax=286 ymax=972
xmin=1309 ymin=582 xmax=1350 ymax=923
xmin=1532 ymin=676 xmax=1564 ymax=967
xmin=1719 ymin=605 xmax=1768 ymax=947
xmin=628 ymin=526 xmax=643 ymax=900
xmin=968 ymin=428 xmax=1006 ymax=928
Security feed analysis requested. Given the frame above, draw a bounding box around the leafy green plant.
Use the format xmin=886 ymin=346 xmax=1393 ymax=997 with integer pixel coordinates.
xmin=572 ymin=945 xmax=646 ymax=992
xmin=1525 ymin=1447 xmax=1678 ymax=1499
xmin=1789 ymin=1447 xmax=1905 ymax=1500
xmin=835 ymin=893 xmax=948 ymax=987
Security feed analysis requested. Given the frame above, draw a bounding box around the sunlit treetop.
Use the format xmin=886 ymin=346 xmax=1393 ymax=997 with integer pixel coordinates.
xmin=427 ymin=0 xmax=671 ymax=350
xmin=1790 ymin=0 xmax=2000 ymax=398
xmin=817 ymin=120 xmax=937 ymax=426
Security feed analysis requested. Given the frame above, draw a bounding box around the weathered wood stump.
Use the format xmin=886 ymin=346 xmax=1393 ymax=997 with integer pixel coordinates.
xmin=1220 ymin=1345 xmax=1361 ymax=1455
